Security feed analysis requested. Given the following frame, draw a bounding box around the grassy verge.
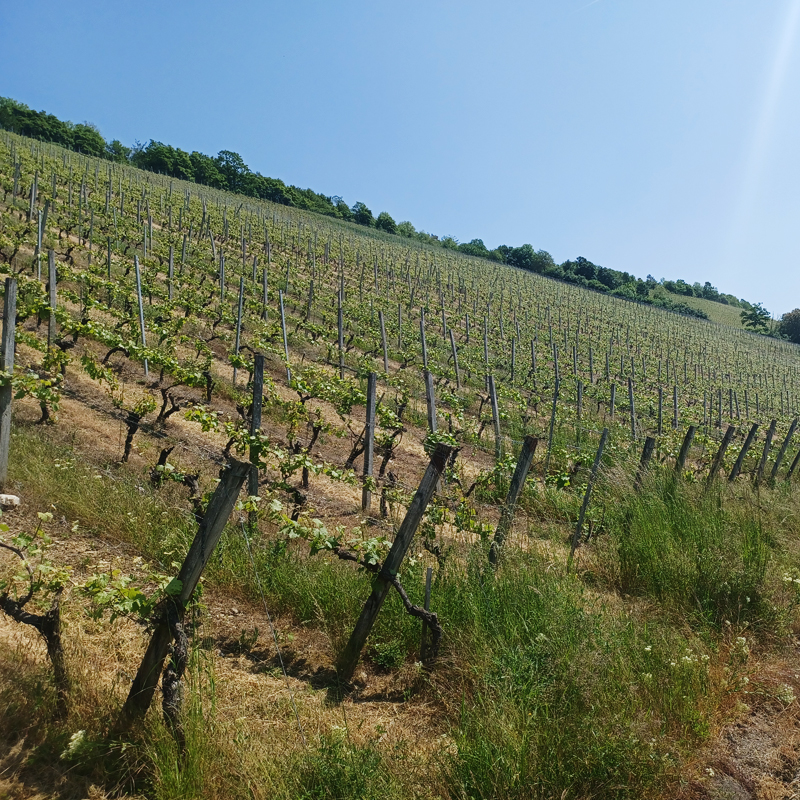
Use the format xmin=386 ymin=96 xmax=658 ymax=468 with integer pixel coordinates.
xmin=3 ymin=421 xmax=800 ymax=798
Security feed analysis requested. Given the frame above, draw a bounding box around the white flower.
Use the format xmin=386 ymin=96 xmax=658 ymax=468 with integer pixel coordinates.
xmin=60 ymin=730 xmax=87 ymax=760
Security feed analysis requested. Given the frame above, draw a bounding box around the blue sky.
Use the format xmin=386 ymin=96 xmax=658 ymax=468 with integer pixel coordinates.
xmin=3 ymin=1 xmax=800 ymax=314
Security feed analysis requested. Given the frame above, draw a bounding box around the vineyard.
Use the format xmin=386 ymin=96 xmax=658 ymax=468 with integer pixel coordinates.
xmin=2 ymin=130 xmax=800 ymax=799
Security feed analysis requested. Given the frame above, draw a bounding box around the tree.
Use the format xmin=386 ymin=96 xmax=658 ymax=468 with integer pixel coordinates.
xmin=396 ymin=221 xmax=416 ymax=238
xmin=375 ymin=211 xmax=397 ymax=234
xmin=105 ymin=139 xmax=131 ymax=162
xmin=351 ymin=202 xmax=374 ymax=227
xmin=215 ymin=150 xmax=249 ymax=192
xmin=741 ymin=302 xmax=771 ymax=333
xmin=779 ymin=309 xmax=800 ymax=344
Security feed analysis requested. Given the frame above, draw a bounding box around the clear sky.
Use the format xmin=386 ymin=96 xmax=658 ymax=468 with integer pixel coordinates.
xmin=3 ymin=1 xmax=800 ymax=314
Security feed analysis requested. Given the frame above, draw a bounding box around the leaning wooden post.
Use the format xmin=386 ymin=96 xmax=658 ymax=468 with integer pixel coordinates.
xmin=0 ymin=279 xmax=17 ymax=491
xmin=134 ymin=255 xmax=148 ymax=378
xmin=706 ymin=425 xmax=736 ymax=489
xmin=362 ymin=372 xmax=377 ymax=512
xmin=449 ymin=329 xmax=461 ymax=389
xmin=119 ymin=460 xmax=249 ymax=724
xmin=47 ymin=250 xmax=57 ymax=349
xmin=489 ymin=436 xmax=538 ymax=565
xmin=675 ymin=425 xmax=696 ymax=474
xmin=569 ymin=428 xmax=609 ymax=562
xmin=488 ymin=374 xmax=502 ymax=460
xmin=336 ymin=443 xmax=454 ymax=683
xmin=770 ymin=417 xmax=798 ymax=482
xmin=756 ymin=419 xmax=777 ymax=486
xmin=787 ymin=448 xmax=800 ymax=482
xmin=634 ymin=436 xmax=656 ymax=491
xmin=729 ymin=422 xmax=759 ymax=482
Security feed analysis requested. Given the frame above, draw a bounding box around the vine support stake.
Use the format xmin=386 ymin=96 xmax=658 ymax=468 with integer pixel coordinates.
xmin=771 ymin=417 xmax=797 ymax=482
xmin=729 ymin=423 xmax=759 ymax=482
xmin=756 ymin=419 xmax=777 ymax=486
xmin=118 ymin=459 xmax=249 ymax=726
xmin=569 ymin=428 xmax=609 ymax=563
xmin=233 ymin=277 xmax=244 ymax=387
xmin=47 ymin=250 xmax=57 ymax=349
xmin=634 ymin=436 xmax=656 ymax=492
xmin=362 ymin=372 xmax=377 ymax=512
xmin=706 ymin=424 xmax=736 ymax=490
xmin=675 ymin=425 xmax=696 ymax=474
xmin=279 ymin=289 xmax=290 ymax=383
xmin=379 ymin=310 xmax=389 ymax=374
xmin=450 ymin=328 xmax=460 ymax=389
xmin=488 ymin=374 xmax=502 ymax=460
xmin=134 ymin=255 xmax=148 ymax=378
xmin=489 ymin=436 xmax=538 ymax=565
xmin=0 ymin=278 xmax=17 ymax=491
xmin=336 ymin=443 xmax=454 ymax=684
xmin=248 ymin=354 xmax=264 ymax=512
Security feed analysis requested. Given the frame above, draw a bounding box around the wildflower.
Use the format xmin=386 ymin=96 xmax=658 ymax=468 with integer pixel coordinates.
xmin=644 ymin=645 xmax=652 ymax=652
xmin=777 ymin=684 xmax=795 ymax=705
xmin=61 ymin=730 xmax=87 ymax=760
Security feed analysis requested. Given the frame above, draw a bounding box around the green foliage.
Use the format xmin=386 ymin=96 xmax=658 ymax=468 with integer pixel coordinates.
xmin=779 ymin=308 xmax=800 ymax=343
xmin=605 ymin=477 xmax=770 ymax=627
xmin=295 ymin=733 xmax=397 ymax=800
xmin=741 ymin=302 xmax=771 ymax=333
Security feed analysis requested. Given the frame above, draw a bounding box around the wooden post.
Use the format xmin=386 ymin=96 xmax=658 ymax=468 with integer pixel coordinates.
xmin=756 ymin=419 xmax=777 ymax=485
xmin=338 ymin=289 xmax=345 ymax=378
xmin=420 ymin=309 xmax=428 ymax=370
xmin=119 ymin=460 xmax=249 ymax=723
xmin=787 ymin=448 xmax=800 ymax=482
xmin=134 ymin=256 xmax=148 ymax=378
xmin=610 ymin=382 xmax=616 ymax=418
xmin=569 ymin=428 xmax=609 ymax=560
xmin=729 ymin=423 xmax=759 ymax=482
xmin=233 ymin=277 xmax=244 ymax=387
xmin=279 ymin=289 xmax=291 ymax=383
xmin=673 ymin=385 xmax=679 ymax=429
xmin=771 ymin=418 xmax=798 ymax=481
xmin=424 ymin=370 xmax=437 ymax=433
xmin=450 ymin=329 xmax=460 ymax=389
xmin=544 ymin=380 xmax=560 ymax=478
xmin=248 ymin=355 xmax=264 ymax=503
xmin=657 ymin=387 xmax=663 ymax=436
xmin=420 ymin=567 xmax=433 ymax=663
xmin=488 ymin=374 xmax=502 ymax=460
xmin=489 ymin=436 xmax=538 ymax=565
xmin=675 ymin=425 xmax=696 ymax=474
xmin=168 ymin=245 xmax=174 ymax=302
xmin=379 ymin=310 xmax=389 ymax=374
xmin=706 ymin=425 xmax=736 ymax=488
xmin=335 ymin=443 xmax=454 ymax=682
xmin=634 ymin=436 xmax=656 ymax=491
xmin=262 ymin=267 xmax=268 ymax=321
xmin=0 ymin=279 xmax=17 ymax=491
xmin=47 ymin=251 xmax=57 ymax=349
xmin=628 ymin=376 xmax=637 ymax=441
xmin=362 ymin=372 xmax=377 ymax=512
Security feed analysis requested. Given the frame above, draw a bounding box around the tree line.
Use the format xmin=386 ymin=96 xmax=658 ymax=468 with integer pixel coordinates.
xmin=1 ymin=95 xmax=789 ymax=325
